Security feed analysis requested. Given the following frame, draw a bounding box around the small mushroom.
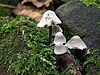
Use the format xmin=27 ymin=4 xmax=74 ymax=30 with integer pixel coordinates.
xmin=54 ymin=32 xmax=66 ymax=44
xmin=54 ymin=43 xmax=67 ymax=55
xmin=52 ymin=25 xmax=62 ymax=36
xmin=37 ymin=10 xmax=61 ymax=27
xmin=54 ymin=43 xmax=82 ymax=74
xmin=65 ymin=35 xmax=87 ymax=50
xmin=37 ymin=10 xmax=62 ymax=45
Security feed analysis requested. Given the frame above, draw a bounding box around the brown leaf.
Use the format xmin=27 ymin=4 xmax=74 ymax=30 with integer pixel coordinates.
xmin=21 ymin=0 xmax=53 ymax=8
xmin=13 ymin=3 xmax=47 ymax=22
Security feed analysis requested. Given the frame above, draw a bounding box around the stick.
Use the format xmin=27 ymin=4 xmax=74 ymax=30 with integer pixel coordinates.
xmin=0 ymin=4 xmax=17 ymax=9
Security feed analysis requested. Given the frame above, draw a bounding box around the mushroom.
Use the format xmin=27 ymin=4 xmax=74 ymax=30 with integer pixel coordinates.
xmin=37 ymin=10 xmax=61 ymax=27
xmin=54 ymin=39 xmax=82 ymax=75
xmin=37 ymin=10 xmax=62 ymax=45
xmin=55 ymin=52 xmax=82 ymax=74
xmin=54 ymin=32 xmax=66 ymax=44
xmin=53 ymin=32 xmax=82 ymax=74
xmin=52 ymin=25 xmax=62 ymax=36
xmin=65 ymin=35 xmax=88 ymax=61
xmin=54 ymin=43 xmax=67 ymax=55
xmin=65 ymin=35 xmax=87 ymax=50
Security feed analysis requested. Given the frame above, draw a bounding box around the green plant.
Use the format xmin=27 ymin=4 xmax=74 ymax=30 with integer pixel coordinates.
xmin=82 ymin=48 xmax=100 ymax=75
xmin=96 ymin=22 xmax=100 ymax=24
xmin=1 ymin=15 xmax=88 ymax=75
xmin=0 ymin=16 xmax=57 ymax=75
xmin=0 ymin=15 xmax=100 ymax=75
xmin=0 ymin=7 xmax=11 ymax=16
xmin=80 ymin=0 xmax=100 ymax=8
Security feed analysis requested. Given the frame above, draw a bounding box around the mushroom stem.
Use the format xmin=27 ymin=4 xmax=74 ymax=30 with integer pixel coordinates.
xmin=48 ymin=26 xmax=52 ymax=45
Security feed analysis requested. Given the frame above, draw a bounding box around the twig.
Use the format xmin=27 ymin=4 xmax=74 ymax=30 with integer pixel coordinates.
xmin=0 ymin=4 xmax=17 ymax=9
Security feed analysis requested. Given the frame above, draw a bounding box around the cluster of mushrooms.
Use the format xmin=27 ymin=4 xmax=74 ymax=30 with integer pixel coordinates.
xmin=37 ymin=10 xmax=88 ymax=74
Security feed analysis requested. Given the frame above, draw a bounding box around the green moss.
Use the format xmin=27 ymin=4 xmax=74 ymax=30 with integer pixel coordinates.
xmin=80 ymin=0 xmax=100 ymax=8
xmin=0 ymin=7 xmax=11 ymax=16
xmin=0 ymin=0 xmax=20 ymax=4
xmin=0 ymin=16 xmax=100 ymax=75
xmin=82 ymin=48 xmax=100 ymax=75
xmin=0 ymin=0 xmax=9 ymax=4
xmin=0 ymin=16 xmax=58 ymax=75
xmin=0 ymin=0 xmax=21 ymax=16
xmin=0 ymin=16 xmax=13 ymax=27
xmin=0 ymin=0 xmax=12 ymax=16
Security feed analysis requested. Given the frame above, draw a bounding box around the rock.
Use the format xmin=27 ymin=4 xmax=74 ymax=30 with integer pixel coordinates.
xmin=53 ymin=0 xmax=71 ymax=10
xmin=55 ymin=1 xmax=100 ymax=49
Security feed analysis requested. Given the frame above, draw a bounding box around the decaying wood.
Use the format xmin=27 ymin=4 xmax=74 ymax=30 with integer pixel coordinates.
xmin=55 ymin=53 xmax=82 ymax=75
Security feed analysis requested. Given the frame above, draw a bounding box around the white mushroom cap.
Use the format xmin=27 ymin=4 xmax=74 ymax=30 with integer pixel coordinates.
xmin=65 ymin=35 xmax=87 ymax=50
xmin=52 ymin=25 xmax=63 ymax=36
xmin=54 ymin=43 xmax=67 ymax=55
xmin=54 ymin=32 xmax=66 ymax=44
xmin=37 ymin=10 xmax=61 ymax=27
xmin=37 ymin=16 xmax=46 ymax=27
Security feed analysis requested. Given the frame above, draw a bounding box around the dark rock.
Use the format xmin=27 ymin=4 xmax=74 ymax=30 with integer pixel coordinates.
xmin=56 ymin=1 xmax=100 ymax=49
xmin=53 ymin=0 xmax=71 ymax=10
